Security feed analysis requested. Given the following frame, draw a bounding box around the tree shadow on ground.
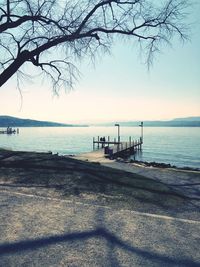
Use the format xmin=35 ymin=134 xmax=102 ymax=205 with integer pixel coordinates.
xmin=0 ymin=163 xmax=199 ymax=219
xmin=0 ymin=149 xmax=200 ymax=220
xmin=0 ymin=227 xmax=199 ymax=267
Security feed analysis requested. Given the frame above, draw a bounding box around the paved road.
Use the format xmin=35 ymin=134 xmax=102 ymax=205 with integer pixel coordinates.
xmin=0 ymin=188 xmax=199 ymax=267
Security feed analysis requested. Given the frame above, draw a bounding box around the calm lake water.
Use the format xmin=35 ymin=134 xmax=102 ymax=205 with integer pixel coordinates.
xmin=0 ymin=126 xmax=199 ymax=169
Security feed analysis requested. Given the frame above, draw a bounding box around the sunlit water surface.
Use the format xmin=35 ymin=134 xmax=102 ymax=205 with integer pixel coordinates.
xmin=0 ymin=126 xmax=199 ymax=169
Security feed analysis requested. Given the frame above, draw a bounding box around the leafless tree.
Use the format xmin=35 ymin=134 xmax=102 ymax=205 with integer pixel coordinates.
xmin=0 ymin=0 xmax=189 ymax=93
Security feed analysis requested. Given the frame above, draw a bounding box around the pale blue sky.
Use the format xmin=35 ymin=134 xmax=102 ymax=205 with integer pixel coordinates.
xmin=0 ymin=1 xmax=199 ymax=123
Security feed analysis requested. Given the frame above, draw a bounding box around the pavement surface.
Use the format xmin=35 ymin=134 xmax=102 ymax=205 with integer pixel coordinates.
xmin=0 ymin=150 xmax=200 ymax=266
xmin=0 ymin=187 xmax=200 ymax=267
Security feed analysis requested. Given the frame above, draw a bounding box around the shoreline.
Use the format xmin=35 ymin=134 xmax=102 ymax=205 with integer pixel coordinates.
xmin=127 ymin=159 xmax=200 ymax=172
xmin=0 ymin=147 xmax=199 ymax=173
xmin=1 ymin=145 xmax=199 ymax=171
xmin=72 ymin=150 xmax=200 ymax=173
xmin=0 ymin=148 xmax=199 ymax=200
xmin=0 ymin=148 xmax=199 ymax=216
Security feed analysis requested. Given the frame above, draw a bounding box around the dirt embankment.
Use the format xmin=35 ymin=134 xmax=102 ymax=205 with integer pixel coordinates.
xmin=0 ymin=149 xmax=199 ymax=220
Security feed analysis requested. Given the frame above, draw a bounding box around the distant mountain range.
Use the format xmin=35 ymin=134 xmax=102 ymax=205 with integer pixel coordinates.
xmin=0 ymin=116 xmax=87 ymax=127
xmin=94 ymin=117 xmax=200 ymax=127
xmin=172 ymin=117 xmax=200 ymax=122
xmin=0 ymin=116 xmax=199 ymax=127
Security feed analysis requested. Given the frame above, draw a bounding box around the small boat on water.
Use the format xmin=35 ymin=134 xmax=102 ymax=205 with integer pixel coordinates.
xmin=0 ymin=127 xmax=19 ymax=134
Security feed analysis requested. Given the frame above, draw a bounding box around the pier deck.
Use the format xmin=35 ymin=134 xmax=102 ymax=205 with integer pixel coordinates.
xmin=112 ymin=139 xmax=143 ymax=158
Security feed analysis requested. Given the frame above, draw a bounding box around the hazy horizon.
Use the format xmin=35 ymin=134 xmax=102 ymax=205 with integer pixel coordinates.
xmin=1 ymin=114 xmax=200 ymax=126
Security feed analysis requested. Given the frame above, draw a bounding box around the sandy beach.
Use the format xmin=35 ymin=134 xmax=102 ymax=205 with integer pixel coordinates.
xmin=0 ymin=149 xmax=199 ymax=266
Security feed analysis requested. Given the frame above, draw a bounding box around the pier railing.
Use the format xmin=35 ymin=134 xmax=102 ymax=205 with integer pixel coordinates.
xmin=93 ymin=136 xmax=143 ymax=158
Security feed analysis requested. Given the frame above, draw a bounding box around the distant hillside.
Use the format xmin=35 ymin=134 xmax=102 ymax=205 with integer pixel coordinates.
xmin=0 ymin=116 xmax=87 ymax=127
xmin=95 ymin=117 xmax=200 ymax=127
xmin=172 ymin=117 xmax=200 ymax=122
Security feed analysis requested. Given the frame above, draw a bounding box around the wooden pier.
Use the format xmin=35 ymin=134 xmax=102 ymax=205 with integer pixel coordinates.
xmin=0 ymin=127 xmax=19 ymax=134
xmin=93 ymin=136 xmax=143 ymax=159
xmin=112 ymin=138 xmax=143 ymax=158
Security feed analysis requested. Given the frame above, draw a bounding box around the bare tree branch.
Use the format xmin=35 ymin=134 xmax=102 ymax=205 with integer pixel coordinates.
xmin=0 ymin=0 xmax=190 ymax=93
